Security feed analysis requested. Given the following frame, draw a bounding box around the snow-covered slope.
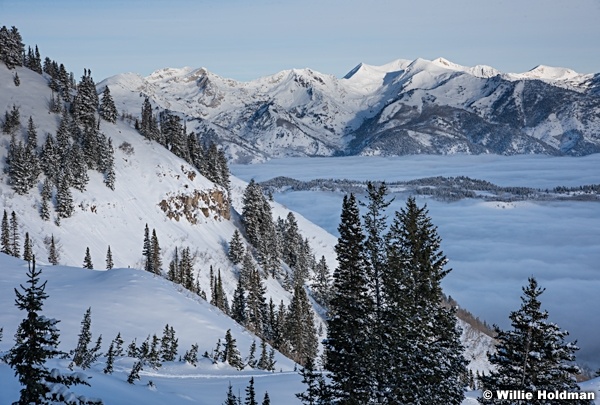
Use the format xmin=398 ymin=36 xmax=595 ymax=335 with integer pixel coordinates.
xmin=103 ymin=57 xmax=600 ymax=161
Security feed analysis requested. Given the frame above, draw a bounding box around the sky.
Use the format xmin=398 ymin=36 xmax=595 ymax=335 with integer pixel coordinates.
xmin=1 ymin=0 xmax=599 ymax=82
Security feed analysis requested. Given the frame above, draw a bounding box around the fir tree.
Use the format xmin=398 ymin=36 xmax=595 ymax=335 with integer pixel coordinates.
xmin=284 ymin=284 xmax=318 ymax=366
xmin=142 ymin=223 xmax=151 ymax=272
xmin=55 ymin=172 xmax=74 ymax=219
xmin=224 ymin=329 xmax=245 ymax=370
xmin=47 ymin=234 xmax=59 ymax=265
xmin=26 ymin=116 xmax=38 ymax=150
xmin=262 ymin=392 xmax=271 ymax=405
xmin=296 ymin=356 xmax=332 ymax=405
xmin=151 ymin=229 xmax=162 ymax=275
xmin=223 ymin=382 xmax=238 ymax=405
xmin=103 ymin=342 xmax=115 ymax=374
xmin=83 ymin=247 xmax=94 ymax=269
xmin=244 ymin=377 xmax=257 ymax=405
xmin=1 ymin=209 xmax=11 ymax=255
xmin=479 ymin=277 xmax=589 ymax=404
xmin=228 ymin=229 xmax=245 ymax=265
xmin=99 ymin=86 xmax=117 ymax=123
xmin=112 ymin=332 xmax=124 ymax=357
xmin=160 ymin=324 xmax=178 ymax=362
xmin=106 ymin=245 xmax=113 ymax=269
xmin=311 ymin=255 xmax=331 ymax=308
xmin=246 ymin=340 xmax=257 ymax=368
xmin=382 ymin=197 xmax=466 ymax=404
xmin=7 ymin=259 xmax=99 ymax=404
xmin=23 ymin=232 xmax=33 ymax=262
xmin=231 ymin=277 xmax=247 ymax=326
xmin=73 ymin=69 xmax=99 ymax=128
xmin=71 ymin=307 xmax=103 ymax=369
xmin=183 ymin=343 xmax=199 ymax=366
xmin=325 ymin=194 xmax=373 ymax=404
xmin=245 ymin=266 xmax=267 ymax=337
xmin=13 ymin=71 xmax=20 ymax=86
xmin=127 ymin=360 xmax=143 ymax=384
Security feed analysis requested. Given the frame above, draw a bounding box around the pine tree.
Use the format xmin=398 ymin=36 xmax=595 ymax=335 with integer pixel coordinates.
xmin=1 ymin=209 xmax=11 ymax=255
xmin=106 ymin=245 xmax=113 ymax=269
xmin=325 ymin=194 xmax=373 ymax=404
xmin=382 ymin=197 xmax=466 ymax=404
xmin=127 ymin=360 xmax=143 ymax=384
xmin=103 ymin=342 xmax=115 ymax=374
xmin=71 ymin=307 xmax=103 ymax=369
xmin=55 ymin=172 xmax=74 ymax=219
xmin=311 ymin=255 xmax=331 ymax=308
xmin=223 ymin=329 xmax=245 ymax=370
xmin=183 ymin=343 xmax=199 ymax=366
xmin=284 ymin=284 xmax=318 ymax=366
xmin=151 ymin=229 xmax=162 ymax=275
xmin=112 ymin=332 xmax=124 ymax=357
xmin=479 ymin=277 xmax=589 ymax=405
xmin=262 ymin=392 xmax=271 ymax=405
xmin=297 ymin=356 xmax=332 ymax=405
xmin=231 ymin=276 xmax=247 ymax=325
xmin=228 ymin=229 xmax=245 ymax=265
xmin=83 ymin=247 xmax=94 ymax=269
xmin=224 ymin=382 xmax=238 ymax=405
xmin=245 ymin=267 xmax=267 ymax=337
xmin=244 ymin=377 xmax=257 ymax=405
xmin=47 ymin=234 xmax=59 ymax=265
xmin=142 ymin=223 xmax=151 ymax=273
xmin=13 ymin=71 xmax=20 ymax=86
xmin=73 ymin=69 xmax=99 ymax=128
xmin=99 ymin=86 xmax=117 ymax=123
xmin=26 ymin=116 xmax=38 ymax=150
xmin=160 ymin=324 xmax=178 ymax=362
xmin=246 ymin=340 xmax=257 ymax=368
xmin=23 ymin=232 xmax=33 ymax=262
xmin=7 ymin=259 xmax=99 ymax=404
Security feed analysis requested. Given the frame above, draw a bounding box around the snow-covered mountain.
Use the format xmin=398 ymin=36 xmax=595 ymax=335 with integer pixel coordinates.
xmin=104 ymin=57 xmax=600 ymax=162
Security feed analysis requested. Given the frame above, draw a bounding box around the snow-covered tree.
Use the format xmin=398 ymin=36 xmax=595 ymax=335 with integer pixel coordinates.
xmin=71 ymin=307 xmax=102 ymax=369
xmin=244 ymin=377 xmax=257 ymax=405
xmin=223 ymin=329 xmax=244 ymax=370
xmin=7 ymin=259 xmax=101 ymax=404
xmin=296 ymin=356 xmax=332 ymax=405
xmin=105 ymin=245 xmax=113 ymax=269
xmin=325 ymin=193 xmax=373 ymax=404
xmin=479 ymin=277 xmax=589 ymax=404
xmin=311 ymin=255 xmax=331 ymax=308
xmin=1 ymin=209 xmax=11 ymax=255
xmin=99 ymin=86 xmax=117 ymax=123
xmin=23 ymin=232 xmax=33 ymax=262
xmin=228 ymin=229 xmax=245 ymax=265
xmin=82 ymin=247 xmax=93 ymax=269
xmin=284 ymin=284 xmax=318 ymax=366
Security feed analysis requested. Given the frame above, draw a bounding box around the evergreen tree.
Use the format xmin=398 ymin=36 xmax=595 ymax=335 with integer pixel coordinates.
xmin=311 ymin=256 xmax=331 ymax=308
xmin=246 ymin=340 xmax=257 ymax=368
xmin=244 ymin=377 xmax=257 ymax=405
xmin=140 ymin=97 xmax=160 ymax=141
xmin=71 ymin=307 xmax=103 ymax=369
xmin=1 ymin=209 xmax=11 ymax=255
xmin=106 ymin=245 xmax=113 ymax=269
xmin=127 ymin=360 xmax=143 ymax=384
xmin=13 ymin=71 xmax=20 ymax=86
xmin=284 ymin=284 xmax=318 ymax=366
xmin=382 ymin=197 xmax=466 ymax=404
xmin=55 ymin=172 xmax=74 ymax=219
xmin=83 ymin=247 xmax=94 ymax=269
xmin=72 ymin=69 xmax=99 ymax=128
xmin=47 ymin=234 xmax=59 ymax=265
xmin=151 ymin=229 xmax=162 ymax=275
xmin=112 ymin=332 xmax=124 ymax=357
xmin=245 ymin=267 xmax=267 ymax=337
xmin=1 ymin=26 xmax=24 ymax=69
xmin=228 ymin=229 xmax=245 ymax=265
xmin=142 ymin=223 xmax=151 ymax=272
xmin=7 ymin=259 xmax=99 ymax=404
xmin=23 ymin=232 xmax=33 ymax=262
xmin=479 ymin=278 xmax=589 ymax=405
xmin=297 ymin=356 xmax=332 ymax=405
xmin=183 ymin=343 xmax=199 ymax=366
xmin=26 ymin=116 xmax=38 ymax=150
xmin=325 ymin=194 xmax=373 ymax=405
xmin=103 ymin=342 xmax=115 ymax=374
xmin=262 ymin=392 xmax=271 ymax=405
xmin=160 ymin=324 xmax=178 ymax=362
xmin=99 ymin=86 xmax=117 ymax=123
xmin=224 ymin=382 xmax=238 ymax=405
xmin=231 ymin=276 xmax=247 ymax=326
xmin=102 ymin=138 xmax=116 ymax=190
xmin=223 ymin=329 xmax=245 ymax=370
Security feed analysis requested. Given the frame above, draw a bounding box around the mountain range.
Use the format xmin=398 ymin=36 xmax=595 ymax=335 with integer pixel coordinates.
xmin=103 ymin=57 xmax=600 ymax=162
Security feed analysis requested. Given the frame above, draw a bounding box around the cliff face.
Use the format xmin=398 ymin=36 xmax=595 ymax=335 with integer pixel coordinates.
xmin=159 ymin=188 xmax=230 ymax=223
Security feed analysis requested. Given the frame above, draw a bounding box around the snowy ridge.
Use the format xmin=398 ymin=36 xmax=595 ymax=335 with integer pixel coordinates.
xmin=101 ymin=56 xmax=600 ymax=161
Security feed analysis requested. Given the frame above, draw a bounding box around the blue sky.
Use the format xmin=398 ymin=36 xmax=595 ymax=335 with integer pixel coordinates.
xmin=2 ymin=0 xmax=599 ymax=81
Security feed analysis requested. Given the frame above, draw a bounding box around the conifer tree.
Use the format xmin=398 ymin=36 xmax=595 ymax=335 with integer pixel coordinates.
xmin=246 ymin=267 xmax=267 ymax=337
xmin=244 ymin=377 xmax=257 ymax=405
xmin=160 ymin=324 xmax=178 ymax=362
xmin=284 ymin=284 xmax=318 ymax=366
xmin=112 ymin=332 xmax=124 ymax=357
xmin=103 ymin=342 xmax=115 ymax=374
xmin=7 ymin=259 xmax=99 ymax=404
xmin=142 ymin=223 xmax=151 ymax=272
xmin=151 ymin=229 xmax=162 ymax=275
xmin=297 ymin=356 xmax=332 ymax=405
xmin=83 ymin=247 xmax=93 ymax=269
xmin=13 ymin=71 xmax=20 ymax=86
xmin=55 ymin=172 xmax=74 ymax=219
xmin=223 ymin=382 xmax=238 ymax=405
xmin=479 ymin=277 xmax=589 ymax=405
xmin=1 ymin=209 xmax=11 ymax=255
xmin=183 ymin=343 xmax=199 ymax=366
xmin=325 ymin=193 xmax=373 ymax=404
xmin=23 ymin=232 xmax=33 ymax=262
xmin=311 ymin=255 xmax=331 ymax=308
xmin=231 ymin=277 xmax=247 ymax=325
xmin=71 ymin=307 xmax=103 ymax=369
xmin=262 ymin=392 xmax=271 ymax=405
xmin=106 ymin=245 xmax=113 ymax=269
xmin=223 ymin=329 xmax=244 ymax=370
xmin=246 ymin=340 xmax=257 ymax=368
xmin=228 ymin=229 xmax=245 ymax=265
xmin=26 ymin=116 xmax=38 ymax=150
xmin=127 ymin=360 xmax=143 ymax=384
xmin=382 ymin=197 xmax=466 ymax=404
xmin=99 ymin=86 xmax=117 ymax=123
xmin=47 ymin=234 xmax=59 ymax=265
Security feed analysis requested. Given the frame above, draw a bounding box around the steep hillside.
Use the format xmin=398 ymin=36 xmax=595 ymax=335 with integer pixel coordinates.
xmin=103 ymin=57 xmax=600 ymax=162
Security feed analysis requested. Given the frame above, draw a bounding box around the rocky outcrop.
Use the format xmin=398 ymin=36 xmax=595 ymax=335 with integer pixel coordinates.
xmin=159 ymin=188 xmax=230 ymax=223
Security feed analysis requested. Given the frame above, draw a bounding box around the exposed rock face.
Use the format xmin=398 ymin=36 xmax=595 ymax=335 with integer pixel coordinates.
xmin=159 ymin=188 xmax=230 ymax=223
